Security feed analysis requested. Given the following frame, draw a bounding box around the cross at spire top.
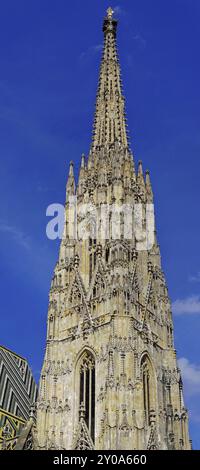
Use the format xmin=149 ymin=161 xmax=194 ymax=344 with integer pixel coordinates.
xmin=107 ymin=7 xmax=114 ymax=19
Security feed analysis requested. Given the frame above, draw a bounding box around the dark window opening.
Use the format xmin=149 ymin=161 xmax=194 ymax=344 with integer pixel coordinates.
xmin=142 ymin=358 xmax=152 ymax=426
xmin=105 ymin=247 xmax=110 ymax=263
xmin=79 ymin=352 xmax=95 ymax=443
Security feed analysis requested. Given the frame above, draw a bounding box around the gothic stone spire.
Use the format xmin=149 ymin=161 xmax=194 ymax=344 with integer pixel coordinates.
xmin=32 ymin=8 xmax=191 ymax=452
xmin=91 ymin=7 xmax=129 ymax=151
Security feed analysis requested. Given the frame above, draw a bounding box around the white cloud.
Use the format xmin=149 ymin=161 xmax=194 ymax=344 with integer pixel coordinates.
xmin=178 ymin=357 xmax=200 ymax=396
xmin=79 ymin=44 xmax=103 ymax=62
xmin=113 ymin=6 xmax=125 ymax=16
xmin=172 ymin=295 xmax=200 ymax=315
xmin=133 ymin=34 xmax=146 ymax=49
xmin=91 ymin=44 xmax=103 ymax=53
xmin=37 ymin=183 xmax=49 ymax=193
xmin=0 ymin=219 xmax=57 ymax=291
xmin=189 ymin=272 xmax=200 ymax=283
xmin=0 ymin=221 xmax=31 ymax=250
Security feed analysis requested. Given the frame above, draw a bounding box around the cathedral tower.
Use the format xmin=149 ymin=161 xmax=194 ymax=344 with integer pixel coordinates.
xmin=35 ymin=8 xmax=191 ymax=450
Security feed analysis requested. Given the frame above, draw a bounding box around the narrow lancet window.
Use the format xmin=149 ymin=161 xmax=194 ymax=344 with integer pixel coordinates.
xmin=141 ymin=355 xmax=155 ymax=426
xmin=79 ymin=351 xmax=95 ymax=442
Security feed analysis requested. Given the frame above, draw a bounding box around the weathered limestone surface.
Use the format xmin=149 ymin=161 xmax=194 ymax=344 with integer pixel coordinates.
xmin=35 ymin=8 xmax=191 ymax=450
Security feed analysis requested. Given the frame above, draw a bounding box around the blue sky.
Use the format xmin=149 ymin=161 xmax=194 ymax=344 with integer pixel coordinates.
xmin=0 ymin=0 xmax=200 ymax=449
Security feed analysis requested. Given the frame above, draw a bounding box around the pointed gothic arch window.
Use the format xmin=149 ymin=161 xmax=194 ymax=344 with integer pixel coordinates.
xmin=79 ymin=351 xmax=95 ymax=442
xmin=141 ymin=355 xmax=156 ymax=426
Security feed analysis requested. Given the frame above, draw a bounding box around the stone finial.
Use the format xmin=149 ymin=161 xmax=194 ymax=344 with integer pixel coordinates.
xmin=146 ymin=169 xmax=150 ymax=180
xmin=66 ymin=160 xmax=76 ymax=195
xmin=145 ymin=169 xmax=153 ymax=202
xmin=107 ymin=7 xmax=114 ymax=19
xmin=77 ymin=154 xmax=86 ymax=194
xmin=146 ymin=169 xmax=151 ymax=185
xmin=138 ymin=160 xmax=143 ymax=175
xmin=69 ymin=160 xmax=74 ymax=176
xmin=146 ymin=169 xmax=151 ymax=188
xmin=81 ymin=153 xmax=85 ymax=168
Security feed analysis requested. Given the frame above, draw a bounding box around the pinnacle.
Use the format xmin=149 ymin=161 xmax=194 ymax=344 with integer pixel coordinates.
xmin=138 ymin=160 xmax=143 ymax=175
xmin=145 ymin=169 xmax=153 ymax=201
xmin=69 ymin=160 xmax=74 ymax=176
xmin=81 ymin=154 xmax=85 ymax=168
xmin=66 ymin=160 xmax=75 ymax=196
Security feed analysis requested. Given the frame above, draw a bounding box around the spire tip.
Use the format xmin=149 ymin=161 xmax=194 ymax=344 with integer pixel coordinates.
xmin=138 ymin=160 xmax=143 ymax=175
xmin=69 ymin=160 xmax=74 ymax=176
xmin=107 ymin=7 xmax=114 ymax=19
xmin=81 ymin=153 xmax=85 ymax=168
